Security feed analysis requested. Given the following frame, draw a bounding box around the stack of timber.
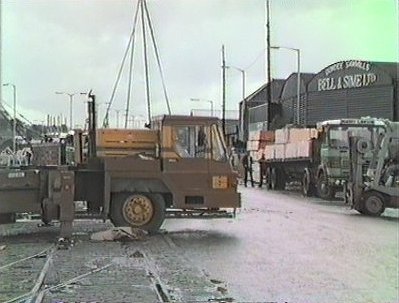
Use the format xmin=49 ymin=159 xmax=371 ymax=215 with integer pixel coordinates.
xmin=264 ymin=127 xmax=318 ymax=161
xmin=96 ymin=129 xmax=158 ymax=157
xmin=247 ymin=130 xmax=275 ymax=182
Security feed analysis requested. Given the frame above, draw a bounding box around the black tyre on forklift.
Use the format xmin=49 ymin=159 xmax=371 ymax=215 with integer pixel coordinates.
xmin=110 ymin=192 xmax=166 ymax=233
xmin=360 ymin=192 xmax=385 ymax=216
xmin=316 ymin=170 xmax=336 ymax=200
xmin=271 ymin=167 xmax=285 ymax=190
xmin=302 ymin=169 xmax=315 ymax=197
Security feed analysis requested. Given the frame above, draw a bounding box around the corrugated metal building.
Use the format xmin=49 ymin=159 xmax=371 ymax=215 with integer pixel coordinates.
xmin=305 ymin=60 xmax=398 ymax=125
xmin=239 ymin=60 xmax=398 ymax=139
xmin=280 ymin=72 xmax=315 ymax=125
xmin=239 ymin=79 xmax=285 ymax=140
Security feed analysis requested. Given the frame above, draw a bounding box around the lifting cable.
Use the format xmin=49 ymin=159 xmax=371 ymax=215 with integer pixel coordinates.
xmin=124 ymin=1 xmax=141 ymax=129
xmin=103 ymin=0 xmax=172 ymax=128
xmin=140 ymin=0 xmax=152 ymax=125
xmin=143 ymin=0 xmax=171 ymax=115
xmin=103 ymin=0 xmax=140 ymax=128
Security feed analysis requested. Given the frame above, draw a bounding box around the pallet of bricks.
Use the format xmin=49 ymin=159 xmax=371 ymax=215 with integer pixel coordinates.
xmin=247 ymin=130 xmax=275 ymax=183
xmin=264 ymin=127 xmax=318 ymax=161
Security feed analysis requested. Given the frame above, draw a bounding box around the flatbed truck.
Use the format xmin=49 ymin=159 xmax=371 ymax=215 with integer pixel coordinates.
xmin=259 ymin=118 xmax=386 ymax=199
xmin=0 ymin=95 xmax=240 ymax=237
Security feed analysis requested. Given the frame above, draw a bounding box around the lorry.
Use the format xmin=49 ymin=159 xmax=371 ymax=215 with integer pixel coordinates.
xmin=250 ymin=117 xmax=386 ymax=199
xmin=0 ymin=94 xmax=241 ymax=237
xmin=345 ymin=120 xmax=399 ymax=215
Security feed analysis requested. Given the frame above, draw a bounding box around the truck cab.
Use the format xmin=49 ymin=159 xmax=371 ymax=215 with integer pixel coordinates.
xmin=316 ymin=118 xmax=386 ymax=199
xmin=0 ymin=114 xmax=240 ymax=236
xmin=75 ymin=115 xmax=241 ymax=232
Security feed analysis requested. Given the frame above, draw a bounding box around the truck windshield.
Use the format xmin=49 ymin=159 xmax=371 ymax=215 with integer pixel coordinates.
xmin=174 ymin=125 xmax=210 ymax=158
xmin=172 ymin=124 xmax=227 ymax=161
xmin=328 ymin=126 xmax=384 ymax=149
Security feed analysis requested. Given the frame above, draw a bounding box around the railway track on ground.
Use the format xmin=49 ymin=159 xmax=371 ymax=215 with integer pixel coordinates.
xmin=0 ymin=246 xmax=54 ymax=303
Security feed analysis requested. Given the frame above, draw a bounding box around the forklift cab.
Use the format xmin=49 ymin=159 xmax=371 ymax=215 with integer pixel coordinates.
xmin=157 ymin=115 xmax=239 ymax=209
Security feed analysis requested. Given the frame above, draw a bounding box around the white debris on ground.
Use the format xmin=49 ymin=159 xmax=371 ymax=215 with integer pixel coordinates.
xmin=90 ymin=227 xmax=147 ymax=241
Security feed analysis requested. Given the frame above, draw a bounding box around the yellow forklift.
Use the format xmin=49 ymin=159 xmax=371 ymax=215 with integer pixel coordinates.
xmin=345 ymin=120 xmax=399 ymax=216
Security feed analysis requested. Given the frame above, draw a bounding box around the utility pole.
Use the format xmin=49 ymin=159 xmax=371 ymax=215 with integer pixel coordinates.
xmin=55 ymin=92 xmax=79 ymax=130
xmin=266 ymin=0 xmax=272 ymax=130
xmin=221 ymin=44 xmax=226 ymax=135
xmin=0 ymin=0 xmax=3 ymax=108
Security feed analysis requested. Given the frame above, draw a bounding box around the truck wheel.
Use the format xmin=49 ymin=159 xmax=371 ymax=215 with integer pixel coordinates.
xmin=110 ymin=193 xmax=165 ymax=233
xmin=265 ymin=167 xmax=272 ymax=190
xmin=271 ymin=168 xmax=285 ymax=190
xmin=270 ymin=168 xmax=277 ymax=190
xmin=343 ymin=184 xmax=353 ymax=205
xmin=302 ymin=170 xmax=315 ymax=197
xmin=316 ymin=171 xmax=336 ymax=200
xmin=361 ymin=192 xmax=385 ymax=216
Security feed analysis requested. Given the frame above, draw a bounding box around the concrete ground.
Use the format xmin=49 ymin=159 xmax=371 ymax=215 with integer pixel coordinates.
xmin=0 ymin=186 xmax=398 ymax=303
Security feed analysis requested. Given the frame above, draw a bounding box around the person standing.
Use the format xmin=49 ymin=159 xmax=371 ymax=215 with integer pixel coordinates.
xmin=258 ymin=153 xmax=267 ymax=188
xmin=242 ymin=152 xmax=254 ymax=187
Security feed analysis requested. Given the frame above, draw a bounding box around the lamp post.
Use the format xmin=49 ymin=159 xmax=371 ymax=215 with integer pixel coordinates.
xmin=190 ymin=98 xmax=214 ymax=117
xmin=113 ymin=109 xmax=122 ymax=128
xmin=2 ymin=83 xmax=16 ymax=152
xmin=271 ymin=46 xmax=301 ymax=124
xmin=225 ymin=65 xmax=246 ymax=101
xmin=55 ymin=91 xmax=78 ymax=130
xmin=226 ymin=65 xmax=247 ymax=141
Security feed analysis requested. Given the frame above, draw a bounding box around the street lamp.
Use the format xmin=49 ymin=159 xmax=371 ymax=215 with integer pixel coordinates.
xmin=271 ymin=46 xmax=301 ymax=124
xmin=2 ymin=83 xmax=17 ymax=153
xmin=225 ymin=65 xmax=246 ymax=101
xmin=226 ymin=65 xmax=247 ymax=141
xmin=55 ymin=91 xmax=79 ymax=130
xmin=190 ymin=98 xmax=214 ymax=117
xmin=113 ymin=109 xmax=123 ymax=128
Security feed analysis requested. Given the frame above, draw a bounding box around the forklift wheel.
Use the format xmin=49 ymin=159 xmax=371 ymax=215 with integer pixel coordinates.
xmin=110 ymin=192 xmax=165 ymax=233
xmin=316 ymin=171 xmax=336 ymax=200
xmin=361 ymin=192 xmax=385 ymax=216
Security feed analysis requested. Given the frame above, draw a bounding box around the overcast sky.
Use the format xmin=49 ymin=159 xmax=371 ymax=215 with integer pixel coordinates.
xmin=1 ymin=0 xmax=398 ymax=128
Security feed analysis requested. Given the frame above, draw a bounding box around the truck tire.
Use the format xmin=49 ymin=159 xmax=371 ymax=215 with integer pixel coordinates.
xmin=316 ymin=171 xmax=336 ymax=200
xmin=265 ymin=167 xmax=272 ymax=190
xmin=343 ymin=183 xmax=352 ymax=204
xmin=110 ymin=192 xmax=166 ymax=233
xmin=361 ymin=192 xmax=385 ymax=216
xmin=302 ymin=170 xmax=315 ymax=197
xmin=271 ymin=168 xmax=285 ymax=190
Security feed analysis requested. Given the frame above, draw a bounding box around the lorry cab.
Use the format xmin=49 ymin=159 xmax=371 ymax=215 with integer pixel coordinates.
xmin=316 ymin=118 xmax=386 ymax=192
xmin=156 ymin=115 xmax=238 ymax=209
xmin=78 ymin=115 xmax=240 ymax=232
